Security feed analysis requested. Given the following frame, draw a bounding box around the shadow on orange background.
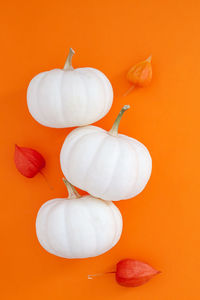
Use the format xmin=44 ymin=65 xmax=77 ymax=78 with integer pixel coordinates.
xmin=0 ymin=1 xmax=200 ymax=299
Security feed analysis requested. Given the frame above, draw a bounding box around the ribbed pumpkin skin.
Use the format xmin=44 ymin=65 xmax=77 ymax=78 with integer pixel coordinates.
xmin=36 ymin=196 xmax=122 ymax=258
xmin=27 ymin=68 xmax=113 ymax=128
xmin=60 ymin=126 xmax=152 ymax=201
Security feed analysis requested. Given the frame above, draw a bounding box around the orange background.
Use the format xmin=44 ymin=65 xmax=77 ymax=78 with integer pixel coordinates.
xmin=1 ymin=1 xmax=200 ymax=299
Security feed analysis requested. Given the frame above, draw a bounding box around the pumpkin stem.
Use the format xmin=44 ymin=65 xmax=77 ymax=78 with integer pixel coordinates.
xmin=88 ymin=271 xmax=116 ymax=280
xmin=62 ymin=178 xmax=80 ymax=199
xmin=63 ymin=48 xmax=75 ymax=71
xmin=109 ymin=105 xmax=130 ymax=136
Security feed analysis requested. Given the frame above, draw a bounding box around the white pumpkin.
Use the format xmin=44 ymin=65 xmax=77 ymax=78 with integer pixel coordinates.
xmin=36 ymin=179 xmax=122 ymax=259
xmin=60 ymin=105 xmax=152 ymax=201
xmin=27 ymin=48 xmax=113 ymax=128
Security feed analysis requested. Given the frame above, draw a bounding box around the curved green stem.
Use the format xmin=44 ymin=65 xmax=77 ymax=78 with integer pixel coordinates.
xmin=109 ymin=105 xmax=130 ymax=136
xmin=63 ymin=48 xmax=75 ymax=70
xmin=62 ymin=178 xmax=80 ymax=199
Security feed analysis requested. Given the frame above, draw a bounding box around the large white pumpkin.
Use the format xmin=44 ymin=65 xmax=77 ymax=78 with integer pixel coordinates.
xmin=36 ymin=179 xmax=122 ymax=258
xmin=27 ymin=48 xmax=113 ymax=128
xmin=60 ymin=105 xmax=152 ymax=201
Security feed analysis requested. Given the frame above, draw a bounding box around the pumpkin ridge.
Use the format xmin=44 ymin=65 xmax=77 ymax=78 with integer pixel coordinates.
xmin=78 ymin=71 xmax=90 ymax=124
xmin=131 ymin=140 xmax=147 ymax=197
xmin=59 ymin=71 xmax=68 ymax=125
xmin=112 ymin=203 xmax=123 ymax=246
xmin=63 ymin=199 xmax=73 ymax=257
xmin=42 ymin=200 xmax=61 ymax=256
xmin=88 ymin=69 xmax=109 ymax=118
xmin=65 ymin=130 xmax=107 ymax=189
xmin=86 ymin=68 xmax=113 ymax=118
xmin=122 ymin=137 xmax=140 ymax=199
xmin=83 ymin=134 xmax=109 ymax=194
xmin=46 ymin=200 xmax=67 ymax=257
xmin=36 ymin=200 xmax=53 ymax=253
xmin=100 ymin=137 xmax=121 ymax=198
xmin=108 ymin=203 xmax=120 ymax=248
xmin=29 ymin=72 xmax=47 ymax=125
xmin=61 ymin=130 xmax=99 ymax=181
xmin=83 ymin=197 xmax=100 ymax=256
xmin=66 ymin=197 xmax=97 ymax=258
xmin=120 ymin=134 xmax=152 ymax=198
xmin=37 ymin=71 xmax=54 ymax=124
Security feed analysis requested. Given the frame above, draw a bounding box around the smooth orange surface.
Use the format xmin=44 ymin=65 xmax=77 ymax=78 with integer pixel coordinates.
xmin=1 ymin=1 xmax=200 ymax=299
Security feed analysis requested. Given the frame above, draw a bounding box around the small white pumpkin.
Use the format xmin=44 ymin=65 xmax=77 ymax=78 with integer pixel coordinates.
xmin=27 ymin=48 xmax=113 ymax=128
xmin=60 ymin=105 xmax=152 ymax=201
xmin=36 ymin=179 xmax=122 ymax=259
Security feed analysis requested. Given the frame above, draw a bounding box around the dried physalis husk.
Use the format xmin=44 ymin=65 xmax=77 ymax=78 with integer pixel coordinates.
xmin=88 ymin=258 xmax=160 ymax=287
xmin=14 ymin=144 xmax=45 ymax=178
xmin=127 ymin=56 xmax=152 ymax=87
xmin=115 ymin=259 xmax=160 ymax=287
xmin=123 ymin=56 xmax=152 ymax=97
